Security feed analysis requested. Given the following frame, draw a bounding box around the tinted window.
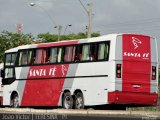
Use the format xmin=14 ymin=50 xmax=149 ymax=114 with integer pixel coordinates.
xmin=33 ymin=49 xmax=46 ymax=64
xmin=82 ymin=44 xmax=90 ymax=61
xmin=57 ymin=48 xmax=62 ymax=63
xmin=5 ymin=53 xmax=17 ymax=66
xmin=47 ymin=47 xmax=62 ymax=63
xmin=17 ymin=41 xmax=110 ymax=66
xmin=63 ymin=46 xmax=75 ymax=62
xmin=97 ymin=42 xmax=110 ymax=60
xmin=18 ymin=50 xmax=33 ymax=66
xmin=4 ymin=53 xmax=17 ymax=79
xmin=79 ymin=44 xmax=95 ymax=61
xmin=50 ymin=48 xmax=58 ymax=63
xmin=5 ymin=68 xmax=14 ymax=78
xmin=5 ymin=54 xmax=11 ymax=66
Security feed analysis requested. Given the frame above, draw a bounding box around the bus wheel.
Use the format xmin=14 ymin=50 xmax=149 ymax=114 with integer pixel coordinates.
xmin=11 ymin=94 xmax=19 ymax=108
xmin=74 ymin=92 xmax=84 ymax=109
xmin=62 ymin=92 xmax=73 ymax=109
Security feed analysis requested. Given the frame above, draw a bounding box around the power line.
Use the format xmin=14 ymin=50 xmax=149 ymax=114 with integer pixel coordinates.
xmin=95 ymin=23 xmax=160 ymax=31
xmin=96 ymin=17 xmax=160 ymax=28
xmin=78 ymin=0 xmax=88 ymax=13
xmin=98 ymin=25 xmax=160 ymax=33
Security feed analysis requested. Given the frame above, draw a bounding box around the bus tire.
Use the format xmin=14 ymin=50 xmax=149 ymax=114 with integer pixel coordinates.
xmin=62 ymin=92 xmax=73 ymax=109
xmin=11 ymin=94 xmax=19 ymax=108
xmin=73 ymin=92 xmax=84 ymax=109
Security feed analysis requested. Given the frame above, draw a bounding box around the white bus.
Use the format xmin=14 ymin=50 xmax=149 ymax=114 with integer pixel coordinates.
xmin=0 ymin=33 xmax=159 ymax=109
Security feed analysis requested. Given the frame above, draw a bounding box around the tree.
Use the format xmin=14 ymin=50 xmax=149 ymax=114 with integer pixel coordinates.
xmin=37 ymin=33 xmax=58 ymax=43
xmin=0 ymin=31 xmax=34 ymax=62
xmin=37 ymin=32 xmax=100 ymax=43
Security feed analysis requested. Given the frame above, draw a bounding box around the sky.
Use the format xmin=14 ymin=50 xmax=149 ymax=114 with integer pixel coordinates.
xmin=0 ymin=0 xmax=160 ymax=36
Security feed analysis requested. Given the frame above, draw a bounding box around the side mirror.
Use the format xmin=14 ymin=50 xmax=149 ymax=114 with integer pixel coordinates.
xmin=0 ymin=69 xmax=4 ymax=78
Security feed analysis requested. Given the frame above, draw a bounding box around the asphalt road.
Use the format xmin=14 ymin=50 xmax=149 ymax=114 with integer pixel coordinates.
xmin=0 ymin=113 xmax=159 ymax=120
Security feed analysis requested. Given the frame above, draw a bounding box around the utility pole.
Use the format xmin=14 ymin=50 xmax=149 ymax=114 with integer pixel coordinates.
xmin=16 ymin=24 xmax=23 ymax=34
xmin=58 ymin=25 xmax=62 ymax=41
xmin=87 ymin=2 xmax=93 ymax=38
xmin=78 ymin=0 xmax=93 ymax=38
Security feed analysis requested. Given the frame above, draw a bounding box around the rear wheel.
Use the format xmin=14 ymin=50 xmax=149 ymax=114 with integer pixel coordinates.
xmin=11 ymin=94 xmax=19 ymax=108
xmin=73 ymin=92 xmax=84 ymax=109
xmin=62 ymin=92 xmax=73 ymax=109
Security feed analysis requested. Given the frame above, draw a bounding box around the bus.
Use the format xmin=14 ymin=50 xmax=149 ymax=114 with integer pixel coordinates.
xmin=0 ymin=33 xmax=159 ymax=109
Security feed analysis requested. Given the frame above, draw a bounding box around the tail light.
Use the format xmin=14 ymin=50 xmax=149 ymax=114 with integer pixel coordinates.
xmin=152 ymin=66 xmax=156 ymax=80
xmin=116 ymin=64 xmax=121 ymax=78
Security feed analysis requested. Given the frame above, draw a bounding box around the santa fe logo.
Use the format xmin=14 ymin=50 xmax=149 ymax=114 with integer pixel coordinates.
xmin=132 ymin=37 xmax=142 ymax=49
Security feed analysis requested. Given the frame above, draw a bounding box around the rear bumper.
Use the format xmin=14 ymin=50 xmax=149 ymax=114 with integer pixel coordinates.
xmin=108 ymin=92 xmax=158 ymax=105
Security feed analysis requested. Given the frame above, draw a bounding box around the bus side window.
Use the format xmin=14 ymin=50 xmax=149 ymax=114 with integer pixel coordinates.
xmin=74 ymin=45 xmax=79 ymax=62
xmin=21 ymin=51 xmax=28 ymax=65
xmin=49 ymin=48 xmax=58 ymax=63
xmin=34 ymin=49 xmax=46 ymax=64
xmin=57 ymin=48 xmax=62 ymax=63
xmin=77 ymin=45 xmax=82 ymax=61
xmin=5 ymin=54 xmax=12 ymax=66
xmin=72 ymin=46 xmax=76 ymax=62
xmin=82 ymin=44 xmax=90 ymax=61
xmin=90 ymin=44 xmax=96 ymax=61
xmin=63 ymin=46 xmax=75 ymax=62
xmin=81 ymin=44 xmax=95 ymax=61
xmin=28 ymin=50 xmax=33 ymax=64
xmin=97 ymin=42 xmax=110 ymax=61
xmin=18 ymin=50 xmax=32 ymax=66
xmin=105 ymin=43 xmax=110 ymax=60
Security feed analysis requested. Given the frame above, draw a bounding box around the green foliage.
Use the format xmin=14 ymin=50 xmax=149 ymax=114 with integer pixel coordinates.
xmin=0 ymin=31 xmax=34 ymax=62
xmin=91 ymin=32 xmax=101 ymax=37
xmin=37 ymin=32 xmax=100 ymax=43
xmin=0 ymin=31 xmax=100 ymax=62
xmin=37 ymin=33 xmax=58 ymax=43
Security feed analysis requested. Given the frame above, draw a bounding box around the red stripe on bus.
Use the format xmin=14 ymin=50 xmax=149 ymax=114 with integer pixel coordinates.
xmin=21 ymin=64 xmax=69 ymax=106
xmin=21 ymin=40 xmax=78 ymax=106
xmin=37 ymin=40 xmax=78 ymax=48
